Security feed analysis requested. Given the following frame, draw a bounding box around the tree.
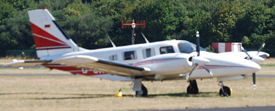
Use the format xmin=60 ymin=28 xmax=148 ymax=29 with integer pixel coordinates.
xmin=0 ymin=2 xmax=15 ymax=25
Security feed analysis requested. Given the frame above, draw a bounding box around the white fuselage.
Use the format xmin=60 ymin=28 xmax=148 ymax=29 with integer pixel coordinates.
xmin=42 ymin=40 xmax=261 ymax=81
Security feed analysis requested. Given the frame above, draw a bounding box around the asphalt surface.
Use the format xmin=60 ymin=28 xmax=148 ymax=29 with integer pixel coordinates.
xmin=148 ymin=106 xmax=275 ymax=111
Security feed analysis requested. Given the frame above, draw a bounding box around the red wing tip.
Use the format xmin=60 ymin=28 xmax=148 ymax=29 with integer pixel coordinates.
xmin=44 ymin=6 xmax=47 ymax=9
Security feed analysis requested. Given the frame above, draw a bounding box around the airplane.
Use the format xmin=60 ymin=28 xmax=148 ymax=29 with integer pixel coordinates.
xmin=4 ymin=7 xmax=263 ymax=97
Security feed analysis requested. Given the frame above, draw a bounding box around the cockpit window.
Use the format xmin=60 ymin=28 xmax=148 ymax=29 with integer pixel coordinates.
xmin=190 ymin=43 xmax=206 ymax=51
xmin=178 ymin=42 xmax=196 ymax=53
xmin=160 ymin=46 xmax=175 ymax=54
xmin=178 ymin=42 xmax=206 ymax=53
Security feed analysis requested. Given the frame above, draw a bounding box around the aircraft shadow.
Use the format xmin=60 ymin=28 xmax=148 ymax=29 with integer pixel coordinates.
xmin=147 ymin=92 xmax=218 ymax=98
xmin=0 ymin=92 xmax=219 ymax=100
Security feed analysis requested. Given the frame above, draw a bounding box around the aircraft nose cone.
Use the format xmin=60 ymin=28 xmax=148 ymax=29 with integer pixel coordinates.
xmin=249 ymin=61 xmax=261 ymax=71
xmin=192 ymin=56 xmax=210 ymax=66
xmin=239 ymin=59 xmax=261 ymax=73
xmin=205 ymin=54 xmax=261 ymax=75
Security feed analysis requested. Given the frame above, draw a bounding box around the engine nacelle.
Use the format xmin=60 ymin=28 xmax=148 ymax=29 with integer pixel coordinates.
xmin=140 ymin=53 xmax=193 ymax=75
xmin=245 ymin=56 xmax=264 ymax=63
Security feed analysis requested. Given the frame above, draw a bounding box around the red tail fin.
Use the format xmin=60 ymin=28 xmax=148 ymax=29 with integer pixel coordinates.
xmin=28 ymin=8 xmax=83 ymax=58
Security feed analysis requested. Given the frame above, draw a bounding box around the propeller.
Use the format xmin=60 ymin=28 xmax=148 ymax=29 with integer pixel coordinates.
xmin=242 ymin=43 xmax=265 ymax=90
xmin=141 ymin=33 xmax=150 ymax=44
xmin=257 ymin=43 xmax=265 ymax=55
xmin=196 ymin=31 xmax=200 ymax=56
xmin=241 ymin=47 xmax=252 ymax=59
xmin=186 ymin=31 xmax=213 ymax=80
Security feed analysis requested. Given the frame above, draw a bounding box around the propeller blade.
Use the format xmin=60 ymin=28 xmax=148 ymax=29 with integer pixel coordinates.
xmin=252 ymin=73 xmax=256 ymax=90
xmin=108 ymin=36 xmax=116 ymax=48
xmin=241 ymin=47 xmax=252 ymax=59
xmin=257 ymin=43 xmax=265 ymax=55
xmin=186 ymin=64 xmax=198 ymax=80
xmin=141 ymin=33 xmax=150 ymax=44
xmin=196 ymin=31 xmax=200 ymax=56
xmin=202 ymin=65 xmax=213 ymax=76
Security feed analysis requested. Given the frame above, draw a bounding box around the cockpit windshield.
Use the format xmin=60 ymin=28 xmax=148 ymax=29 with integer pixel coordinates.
xmin=178 ymin=41 xmax=206 ymax=53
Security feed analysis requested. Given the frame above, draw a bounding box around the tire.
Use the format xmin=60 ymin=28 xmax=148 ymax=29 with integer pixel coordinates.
xmin=219 ymin=86 xmax=231 ymax=97
xmin=187 ymin=80 xmax=199 ymax=94
xmin=136 ymin=84 xmax=148 ymax=97
xmin=187 ymin=85 xmax=199 ymax=94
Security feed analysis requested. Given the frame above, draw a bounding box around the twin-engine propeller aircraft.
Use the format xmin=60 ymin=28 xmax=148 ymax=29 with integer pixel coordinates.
xmin=4 ymin=8 xmax=263 ymax=97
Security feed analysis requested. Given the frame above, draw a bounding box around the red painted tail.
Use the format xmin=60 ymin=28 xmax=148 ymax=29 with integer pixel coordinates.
xmin=28 ymin=8 xmax=84 ymax=58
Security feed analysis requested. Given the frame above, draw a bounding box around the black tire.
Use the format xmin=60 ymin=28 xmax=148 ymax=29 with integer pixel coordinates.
xmin=219 ymin=86 xmax=231 ymax=97
xmin=187 ymin=80 xmax=199 ymax=94
xmin=187 ymin=85 xmax=199 ymax=94
xmin=136 ymin=84 xmax=148 ymax=97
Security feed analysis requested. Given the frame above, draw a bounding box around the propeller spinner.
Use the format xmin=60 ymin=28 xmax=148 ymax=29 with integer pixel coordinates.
xmin=186 ymin=31 xmax=213 ymax=80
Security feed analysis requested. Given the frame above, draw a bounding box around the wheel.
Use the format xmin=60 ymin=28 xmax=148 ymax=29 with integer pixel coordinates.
xmin=187 ymin=80 xmax=199 ymax=94
xmin=187 ymin=85 xmax=199 ymax=94
xmin=219 ymin=86 xmax=231 ymax=97
xmin=136 ymin=84 xmax=148 ymax=97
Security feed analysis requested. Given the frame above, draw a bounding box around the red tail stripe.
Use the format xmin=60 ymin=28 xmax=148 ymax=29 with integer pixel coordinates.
xmin=30 ymin=23 xmax=70 ymax=48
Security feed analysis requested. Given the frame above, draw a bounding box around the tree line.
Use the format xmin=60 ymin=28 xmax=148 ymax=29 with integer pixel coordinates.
xmin=1 ymin=0 xmax=275 ymax=56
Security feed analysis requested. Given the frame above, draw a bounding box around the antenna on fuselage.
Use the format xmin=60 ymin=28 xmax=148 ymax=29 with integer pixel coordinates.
xmin=108 ymin=36 xmax=116 ymax=48
xmin=141 ymin=33 xmax=149 ymax=44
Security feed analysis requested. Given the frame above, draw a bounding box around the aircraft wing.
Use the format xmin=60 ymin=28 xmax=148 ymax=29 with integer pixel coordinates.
xmin=3 ymin=60 xmax=52 ymax=67
xmin=53 ymin=55 xmax=152 ymax=77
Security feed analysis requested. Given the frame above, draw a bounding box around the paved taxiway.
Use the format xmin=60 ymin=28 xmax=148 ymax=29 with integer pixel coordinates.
xmin=153 ymin=106 xmax=275 ymax=111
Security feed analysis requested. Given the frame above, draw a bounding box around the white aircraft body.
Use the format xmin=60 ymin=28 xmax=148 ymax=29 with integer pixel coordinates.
xmin=4 ymin=8 xmax=264 ymax=97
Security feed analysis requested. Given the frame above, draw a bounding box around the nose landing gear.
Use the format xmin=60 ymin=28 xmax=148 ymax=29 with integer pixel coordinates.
xmin=218 ymin=81 xmax=231 ymax=97
xmin=187 ymin=80 xmax=199 ymax=94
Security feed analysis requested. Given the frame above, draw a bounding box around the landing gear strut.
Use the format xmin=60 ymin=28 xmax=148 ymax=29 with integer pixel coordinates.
xmin=218 ymin=81 xmax=231 ymax=96
xmin=187 ymin=80 xmax=199 ymax=94
xmin=136 ymin=84 xmax=148 ymax=97
xmin=132 ymin=79 xmax=148 ymax=97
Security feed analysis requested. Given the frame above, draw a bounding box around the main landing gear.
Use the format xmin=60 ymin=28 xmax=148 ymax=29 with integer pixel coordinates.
xmin=136 ymin=84 xmax=148 ymax=97
xmin=218 ymin=81 xmax=231 ymax=96
xmin=132 ymin=78 xmax=148 ymax=97
xmin=186 ymin=80 xmax=231 ymax=97
xmin=187 ymin=80 xmax=199 ymax=94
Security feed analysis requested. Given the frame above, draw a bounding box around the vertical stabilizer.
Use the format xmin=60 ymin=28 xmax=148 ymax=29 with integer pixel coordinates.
xmin=28 ymin=8 xmax=82 ymax=58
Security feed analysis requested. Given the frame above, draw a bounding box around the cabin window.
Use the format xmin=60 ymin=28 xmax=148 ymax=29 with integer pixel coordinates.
xmin=160 ymin=46 xmax=175 ymax=54
xmin=124 ymin=51 xmax=136 ymax=60
xmin=109 ymin=54 xmax=118 ymax=61
xmin=146 ymin=49 xmax=151 ymax=57
xmin=143 ymin=48 xmax=155 ymax=58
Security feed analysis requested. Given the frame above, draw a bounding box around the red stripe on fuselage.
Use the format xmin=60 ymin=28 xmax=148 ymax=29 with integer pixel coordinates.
xmin=43 ymin=64 xmax=105 ymax=76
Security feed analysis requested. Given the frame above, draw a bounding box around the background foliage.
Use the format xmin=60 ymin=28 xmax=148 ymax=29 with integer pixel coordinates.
xmin=1 ymin=0 xmax=275 ymax=57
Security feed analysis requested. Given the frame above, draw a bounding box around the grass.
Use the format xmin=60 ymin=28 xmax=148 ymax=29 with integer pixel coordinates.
xmin=0 ymin=76 xmax=275 ymax=110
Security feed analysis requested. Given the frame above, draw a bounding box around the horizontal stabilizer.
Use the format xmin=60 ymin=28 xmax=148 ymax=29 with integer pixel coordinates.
xmin=4 ymin=60 xmax=52 ymax=67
